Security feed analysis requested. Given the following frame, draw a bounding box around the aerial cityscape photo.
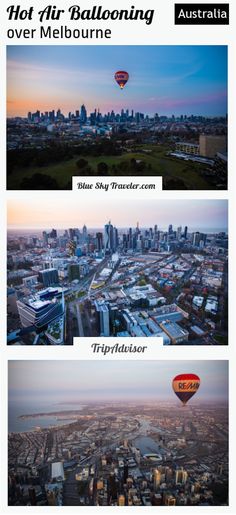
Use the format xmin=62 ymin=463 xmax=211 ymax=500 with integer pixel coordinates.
xmin=7 ymin=198 xmax=228 ymax=345
xmin=7 ymin=45 xmax=227 ymax=190
xmin=8 ymin=360 xmax=229 ymax=507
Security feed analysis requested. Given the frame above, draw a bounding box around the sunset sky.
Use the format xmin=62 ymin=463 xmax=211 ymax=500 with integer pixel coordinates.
xmin=7 ymin=46 xmax=227 ymax=117
xmin=7 ymin=198 xmax=228 ymax=231
xmin=9 ymin=360 xmax=228 ymax=403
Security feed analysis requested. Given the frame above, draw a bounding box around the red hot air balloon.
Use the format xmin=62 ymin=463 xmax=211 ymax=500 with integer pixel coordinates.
xmin=114 ymin=71 xmax=129 ymax=89
xmin=172 ymin=374 xmax=200 ymax=406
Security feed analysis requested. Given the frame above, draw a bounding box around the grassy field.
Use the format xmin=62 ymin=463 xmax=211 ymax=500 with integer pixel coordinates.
xmin=7 ymin=146 xmax=212 ymax=189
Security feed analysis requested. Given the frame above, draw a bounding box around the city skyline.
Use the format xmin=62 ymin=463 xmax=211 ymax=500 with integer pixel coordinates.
xmin=7 ymin=46 xmax=227 ymax=117
xmin=7 ymin=199 xmax=228 ymax=230
xmin=9 ymin=360 xmax=228 ymax=403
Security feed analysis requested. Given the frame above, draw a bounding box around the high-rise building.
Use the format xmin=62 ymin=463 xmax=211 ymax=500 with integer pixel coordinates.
xmin=193 ymin=232 xmax=206 ymax=247
xmin=175 ymin=467 xmax=188 ymax=485
xmin=68 ymin=264 xmax=80 ymax=282
xmin=153 ymin=469 xmax=161 ymax=491
xmin=42 ymin=231 xmax=48 ymax=244
xmin=96 ymin=232 xmax=103 ymax=252
xmin=177 ymin=226 xmax=182 ymax=240
xmin=199 ymin=135 xmax=227 ymax=158
xmin=38 ymin=268 xmax=59 ymax=287
xmin=82 ymin=224 xmax=88 ymax=243
xmin=50 ymin=229 xmax=57 ymax=239
xmin=16 ymin=288 xmax=64 ymax=331
xmin=128 ymin=228 xmax=133 ymax=249
xmin=118 ymin=495 xmax=125 ymax=506
xmin=104 ymin=221 xmax=115 ymax=254
xmin=80 ymin=104 xmax=87 ymax=123
xmin=99 ymin=304 xmax=110 ymax=336
xmin=68 ymin=240 xmax=77 ymax=256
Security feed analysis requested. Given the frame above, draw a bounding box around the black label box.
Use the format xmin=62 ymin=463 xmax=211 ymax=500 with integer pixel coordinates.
xmin=175 ymin=3 xmax=229 ymax=24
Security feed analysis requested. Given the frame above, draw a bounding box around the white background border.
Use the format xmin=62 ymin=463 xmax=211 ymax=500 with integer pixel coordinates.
xmin=1 ymin=0 xmax=235 ymax=513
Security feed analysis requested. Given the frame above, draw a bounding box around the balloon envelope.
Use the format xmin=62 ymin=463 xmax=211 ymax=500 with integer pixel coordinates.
xmin=114 ymin=70 xmax=129 ymax=89
xmin=172 ymin=373 xmax=200 ymax=405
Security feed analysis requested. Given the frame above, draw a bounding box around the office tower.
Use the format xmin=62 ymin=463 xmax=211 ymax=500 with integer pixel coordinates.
xmin=16 ymin=288 xmax=64 ymax=330
xmin=114 ymin=227 xmax=118 ymax=249
xmin=96 ymin=232 xmax=103 ymax=252
xmin=100 ymin=304 xmax=110 ymax=336
xmin=80 ymin=104 xmax=87 ymax=123
xmin=193 ymin=232 xmax=206 ymax=247
xmin=193 ymin=232 xmax=199 ymax=246
xmin=68 ymin=240 xmax=76 ymax=256
xmin=177 ymin=226 xmax=182 ymax=240
xmin=68 ymin=264 xmax=80 ymax=282
xmin=175 ymin=467 xmax=188 ymax=485
xmin=128 ymin=228 xmax=133 ymax=249
xmin=38 ymin=268 xmax=59 ymax=287
xmin=104 ymin=221 xmax=114 ymax=254
xmin=50 ymin=229 xmax=57 ymax=239
xmin=69 ymin=228 xmax=74 ymax=239
xmin=82 ymin=224 xmax=88 ymax=243
xmin=199 ymin=134 xmax=227 ymax=158
xmin=42 ymin=231 xmax=48 ymax=244
xmin=153 ymin=469 xmax=161 ymax=491
xmin=184 ymin=226 xmax=188 ymax=239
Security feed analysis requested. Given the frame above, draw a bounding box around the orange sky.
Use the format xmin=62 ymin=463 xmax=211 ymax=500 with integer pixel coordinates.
xmin=7 ymin=198 xmax=227 ymax=231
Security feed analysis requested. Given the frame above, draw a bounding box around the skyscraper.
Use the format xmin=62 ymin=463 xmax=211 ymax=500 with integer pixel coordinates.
xmin=82 ymin=224 xmax=88 ymax=243
xmin=38 ymin=268 xmax=59 ymax=287
xmin=96 ymin=232 xmax=103 ymax=252
xmin=80 ymin=104 xmax=87 ymax=123
xmin=99 ymin=304 xmax=110 ymax=337
xmin=153 ymin=469 xmax=161 ymax=491
xmin=175 ymin=467 xmax=188 ymax=485
xmin=104 ymin=221 xmax=114 ymax=254
xmin=16 ymin=288 xmax=64 ymax=331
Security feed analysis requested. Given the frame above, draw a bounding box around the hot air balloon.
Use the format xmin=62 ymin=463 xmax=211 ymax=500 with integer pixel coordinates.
xmin=172 ymin=373 xmax=200 ymax=406
xmin=114 ymin=70 xmax=129 ymax=89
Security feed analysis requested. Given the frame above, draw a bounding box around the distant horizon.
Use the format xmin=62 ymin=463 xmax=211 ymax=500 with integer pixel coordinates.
xmin=9 ymin=360 xmax=228 ymax=403
xmin=7 ymin=45 xmax=227 ymax=117
xmin=9 ymin=397 xmax=228 ymax=407
xmin=8 ymin=225 xmax=228 ymax=234
xmin=7 ymin=199 xmax=228 ymax=231
xmin=7 ymin=109 xmax=228 ymax=120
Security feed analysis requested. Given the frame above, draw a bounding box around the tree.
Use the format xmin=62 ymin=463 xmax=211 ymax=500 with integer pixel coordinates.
xmin=118 ymin=160 xmax=129 ymax=172
xmin=76 ymin=158 xmax=89 ymax=169
xmin=20 ymin=173 xmax=59 ymax=190
xmin=97 ymin=162 xmax=109 ymax=174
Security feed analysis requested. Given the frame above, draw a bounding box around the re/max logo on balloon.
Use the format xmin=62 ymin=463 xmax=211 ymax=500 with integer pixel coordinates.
xmin=178 ymin=382 xmax=200 ymax=390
